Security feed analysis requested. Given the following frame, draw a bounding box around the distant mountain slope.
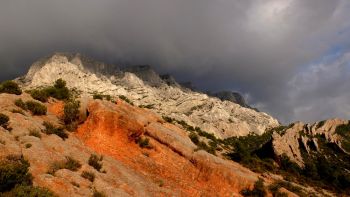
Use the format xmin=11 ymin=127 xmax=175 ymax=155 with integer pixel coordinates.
xmin=18 ymin=53 xmax=279 ymax=138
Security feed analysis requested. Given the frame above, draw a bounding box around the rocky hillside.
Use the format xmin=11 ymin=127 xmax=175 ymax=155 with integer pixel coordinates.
xmin=0 ymin=80 xmax=313 ymax=197
xmin=17 ymin=53 xmax=279 ymax=138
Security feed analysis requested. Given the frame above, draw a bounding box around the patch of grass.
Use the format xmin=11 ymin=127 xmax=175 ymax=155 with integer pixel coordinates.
xmin=43 ymin=122 xmax=68 ymax=140
xmin=88 ymin=154 xmax=103 ymax=172
xmin=48 ymin=156 xmax=81 ymax=175
xmin=26 ymin=101 xmax=47 ymax=115
xmin=29 ymin=129 xmax=41 ymax=139
xmin=81 ymin=171 xmax=95 ymax=182
xmin=0 ymin=80 xmax=22 ymax=95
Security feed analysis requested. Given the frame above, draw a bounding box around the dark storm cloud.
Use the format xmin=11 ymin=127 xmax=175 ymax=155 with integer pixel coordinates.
xmin=1 ymin=0 xmax=350 ymax=123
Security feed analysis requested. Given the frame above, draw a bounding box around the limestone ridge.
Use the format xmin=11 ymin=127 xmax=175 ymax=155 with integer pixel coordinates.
xmin=19 ymin=52 xmax=279 ymax=138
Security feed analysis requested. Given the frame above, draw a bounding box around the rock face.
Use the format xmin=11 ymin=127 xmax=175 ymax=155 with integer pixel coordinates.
xmin=77 ymin=99 xmax=261 ymax=196
xmin=271 ymin=119 xmax=349 ymax=167
xmin=18 ymin=53 xmax=279 ymax=138
xmin=0 ymin=92 xmax=263 ymax=197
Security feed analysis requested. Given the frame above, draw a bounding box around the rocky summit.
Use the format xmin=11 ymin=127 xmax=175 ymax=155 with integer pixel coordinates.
xmin=18 ymin=53 xmax=279 ymax=138
xmin=0 ymin=53 xmax=349 ymax=197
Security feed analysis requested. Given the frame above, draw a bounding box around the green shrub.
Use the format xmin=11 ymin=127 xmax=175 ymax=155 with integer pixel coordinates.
xmin=189 ymin=132 xmax=199 ymax=145
xmin=0 ymin=113 xmax=9 ymax=127
xmin=54 ymin=79 xmax=66 ymax=89
xmin=139 ymin=104 xmax=155 ymax=109
xmin=119 ymin=95 xmax=133 ymax=105
xmin=162 ymin=116 xmax=174 ymax=123
xmin=240 ymin=178 xmax=267 ymax=197
xmin=88 ymin=154 xmax=103 ymax=172
xmin=43 ymin=122 xmax=68 ymax=140
xmin=63 ymin=100 xmax=80 ymax=126
xmin=30 ymin=89 xmax=49 ymax=102
xmin=15 ymin=99 xmax=27 ymax=110
xmin=29 ymin=130 xmax=41 ymax=139
xmin=2 ymin=184 xmax=55 ymax=197
xmin=0 ymin=81 xmax=22 ymax=95
xmin=64 ymin=157 xmax=82 ymax=171
xmin=81 ymin=171 xmax=95 ymax=182
xmin=93 ymin=94 xmax=103 ymax=100
xmin=26 ymin=101 xmax=47 ymax=115
xmin=0 ymin=155 xmax=32 ymax=192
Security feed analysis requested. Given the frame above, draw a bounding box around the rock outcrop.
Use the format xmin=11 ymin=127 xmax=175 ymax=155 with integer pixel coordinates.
xmin=18 ymin=53 xmax=279 ymax=138
xmin=0 ymin=92 xmax=265 ymax=196
xmin=270 ymin=119 xmax=349 ymax=167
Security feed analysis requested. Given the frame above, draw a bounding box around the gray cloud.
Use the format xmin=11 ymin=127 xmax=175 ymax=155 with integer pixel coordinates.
xmin=0 ymin=0 xmax=350 ymax=123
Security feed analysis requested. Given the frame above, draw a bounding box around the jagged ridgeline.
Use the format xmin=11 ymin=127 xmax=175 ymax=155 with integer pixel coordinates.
xmin=16 ymin=52 xmax=279 ymax=139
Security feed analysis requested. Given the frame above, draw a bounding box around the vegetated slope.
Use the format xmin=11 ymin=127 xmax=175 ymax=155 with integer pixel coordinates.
xmin=18 ymin=52 xmax=279 ymax=138
xmin=221 ymin=119 xmax=350 ymax=195
xmin=0 ymin=79 xmax=335 ymax=196
xmin=0 ymin=87 xmax=262 ymax=196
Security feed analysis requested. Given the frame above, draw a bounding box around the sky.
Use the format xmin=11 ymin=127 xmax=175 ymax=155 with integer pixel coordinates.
xmin=0 ymin=0 xmax=350 ymax=123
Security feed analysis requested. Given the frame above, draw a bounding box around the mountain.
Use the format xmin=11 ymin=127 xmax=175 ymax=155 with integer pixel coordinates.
xmin=1 ymin=52 xmax=349 ymax=196
xmin=18 ymin=52 xmax=279 ymax=138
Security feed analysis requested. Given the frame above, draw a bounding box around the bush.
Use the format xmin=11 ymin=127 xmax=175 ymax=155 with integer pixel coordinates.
xmin=137 ymin=137 xmax=151 ymax=149
xmin=25 ymin=144 xmax=32 ymax=149
xmin=29 ymin=130 xmax=41 ymax=139
xmin=88 ymin=154 xmax=103 ymax=172
xmin=48 ymin=157 xmax=81 ymax=175
xmin=189 ymin=132 xmax=199 ymax=144
xmin=64 ymin=157 xmax=82 ymax=171
xmin=119 ymin=95 xmax=133 ymax=105
xmin=63 ymin=100 xmax=80 ymax=125
xmin=81 ymin=171 xmax=95 ymax=182
xmin=43 ymin=122 xmax=68 ymax=140
xmin=29 ymin=79 xmax=70 ymax=102
xmin=26 ymin=101 xmax=47 ymax=115
xmin=0 ymin=155 xmax=32 ymax=192
xmin=93 ymin=189 xmax=106 ymax=197
xmin=93 ymin=94 xmax=103 ymax=100
xmin=30 ymin=89 xmax=49 ymax=102
xmin=15 ymin=99 xmax=27 ymax=110
xmin=240 ymin=178 xmax=267 ymax=197
xmin=0 ymin=81 xmax=22 ymax=95
xmin=4 ymin=185 xmax=55 ymax=197
xmin=0 ymin=113 xmax=9 ymax=127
